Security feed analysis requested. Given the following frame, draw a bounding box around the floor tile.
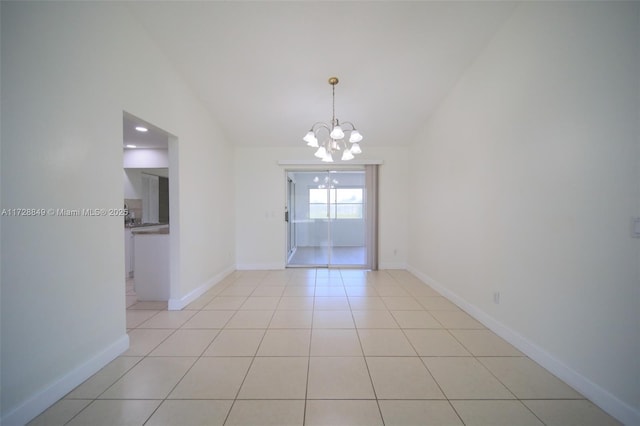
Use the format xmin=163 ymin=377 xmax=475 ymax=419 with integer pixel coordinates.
xmin=358 ymin=329 xmax=417 ymax=356
xmin=28 ymin=399 xmax=91 ymax=426
xmin=382 ymin=297 xmax=424 ymax=310
xmin=374 ymin=286 xmax=411 ymax=297
xmin=391 ymin=310 xmax=442 ymax=328
xmin=125 ymin=310 xmax=159 ymax=328
xmin=237 ymin=357 xmax=308 ymax=399
xmin=256 ymin=329 xmax=311 ymax=356
xmin=282 ymin=286 xmax=315 ymax=296
xmin=314 ymin=286 xmax=347 ymax=296
xmin=378 ymin=400 xmax=463 ymax=426
xmin=168 ymin=357 xmax=251 ymax=399
xmin=203 ymin=329 xmax=265 ymax=356
xmin=145 ymin=400 xmax=232 ymax=426
xmin=100 ymin=357 xmax=196 ymax=399
xmin=310 ymin=329 xmax=363 ymax=356
xmin=417 ymin=296 xmax=460 ymax=310
xmin=305 ymin=400 xmax=383 ymax=426
xmin=450 ymin=329 xmax=523 ymax=356
xmin=149 ymin=329 xmax=219 ymax=356
xmin=41 ymin=268 xmax=616 ymax=426
xmin=181 ymin=310 xmax=234 ymax=328
xmin=312 ymin=310 xmax=355 ymax=328
xmin=479 ymin=357 xmax=583 ymax=399
xmin=226 ymin=310 xmax=274 ymax=328
xmin=307 ymin=357 xmax=375 ymax=399
xmin=430 ymin=310 xmax=484 ymax=329
xmin=65 ymin=400 xmax=161 ymax=426
xmin=240 ymin=296 xmax=281 ymax=310
xmin=269 ymin=310 xmax=313 ymax=328
xmin=352 ymin=310 xmax=399 ymax=328
xmin=184 ymin=294 xmax=216 ymax=310
xmin=203 ymin=296 xmax=247 ymax=310
xmin=226 ymin=400 xmax=305 ymax=425
xmin=277 ymin=297 xmax=314 ymax=310
xmin=367 ymin=357 xmax=444 ymax=399
xmin=314 ymin=296 xmax=350 ymax=310
xmin=344 ymin=286 xmax=380 ymax=297
xmin=452 ymin=400 xmax=544 ymax=426
xmin=523 ymin=400 xmax=622 ymax=425
xmin=405 ymin=285 xmax=441 ymax=297
xmin=65 ymin=357 xmax=142 ymax=399
xmin=422 ymin=357 xmax=514 ymax=399
xmin=405 ymin=329 xmax=470 ymax=356
xmin=137 ymin=310 xmax=196 ymax=329
xmin=219 ymin=285 xmax=257 ymax=296
xmin=347 ymin=296 xmax=387 ymax=310
xmin=251 ymin=285 xmax=286 ymax=297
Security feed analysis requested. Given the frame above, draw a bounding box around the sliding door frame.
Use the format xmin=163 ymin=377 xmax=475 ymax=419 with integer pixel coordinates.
xmin=284 ymin=166 xmax=378 ymax=270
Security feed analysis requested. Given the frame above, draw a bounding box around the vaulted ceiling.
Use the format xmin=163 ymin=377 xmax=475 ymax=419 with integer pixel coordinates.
xmin=126 ymin=2 xmax=517 ymax=149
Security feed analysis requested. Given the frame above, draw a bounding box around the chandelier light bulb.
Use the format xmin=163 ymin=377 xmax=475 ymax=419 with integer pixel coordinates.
xmin=314 ymin=146 xmax=327 ymax=159
xmin=330 ymin=125 xmax=344 ymax=140
xmin=350 ymin=142 xmax=362 ymax=154
xmin=322 ymin=152 xmax=334 ymax=162
xmin=341 ymin=149 xmax=354 ymax=161
xmin=349 ymin=130 xmax=363 ymax=143
xmin=303 ymin=131 xmax=318 ymax=147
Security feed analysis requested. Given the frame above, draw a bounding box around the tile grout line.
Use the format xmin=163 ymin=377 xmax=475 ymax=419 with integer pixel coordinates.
xmin=346 ymin=272 xmax=387 ymax=426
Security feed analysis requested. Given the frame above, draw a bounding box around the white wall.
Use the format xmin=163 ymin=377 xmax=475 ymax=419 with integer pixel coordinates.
xmin=407 ymin=3 xmax=640 ymax=424
xmin=0 ymin=2 xmax=235 ymax=424
xmin=235 ymin=146 xmax=408 ymax=269
xmin=122 ymin=148 xmax=168 ymax=168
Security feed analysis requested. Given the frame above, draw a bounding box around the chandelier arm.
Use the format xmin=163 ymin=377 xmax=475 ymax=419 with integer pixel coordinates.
xmin=339 ymin=121 xmax=358 ymax=131
xmin=309 ymin=122 xmax=331 ymax=133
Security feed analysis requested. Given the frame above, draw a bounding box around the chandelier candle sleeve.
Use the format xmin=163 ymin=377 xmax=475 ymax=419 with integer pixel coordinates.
xmin=303 ymin=77 xmax=363 ymax=162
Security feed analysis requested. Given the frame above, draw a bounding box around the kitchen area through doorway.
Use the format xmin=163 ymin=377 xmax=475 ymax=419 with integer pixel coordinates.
xmin=123 ymin=112 xmax=173 ymax=307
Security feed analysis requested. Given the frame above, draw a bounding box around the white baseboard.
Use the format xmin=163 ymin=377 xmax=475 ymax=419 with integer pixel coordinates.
xmin=1 ymin=334 xmax=129 ymax=426
xmin=168 ymin=264 xmax=236 ymax=311
xmin=407 ymin=265 xmax=640 ymax=426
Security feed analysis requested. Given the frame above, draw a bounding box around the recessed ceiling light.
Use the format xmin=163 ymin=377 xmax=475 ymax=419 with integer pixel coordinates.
xmin=135 ymin=126 xmax=148 ymax=132
xmin=126 ymin=144 xmax=137 ymax=148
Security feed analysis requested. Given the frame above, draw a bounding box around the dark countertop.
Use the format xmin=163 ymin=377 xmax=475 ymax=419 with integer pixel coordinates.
xmin=125 ymin=222 xmax=169 ymax=229
xmin=133 ymin=227 xmax=169 ymax=235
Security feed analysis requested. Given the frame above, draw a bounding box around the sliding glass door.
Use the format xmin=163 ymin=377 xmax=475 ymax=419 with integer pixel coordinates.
xmin=286 ymin=169 xmax=373 ymax=268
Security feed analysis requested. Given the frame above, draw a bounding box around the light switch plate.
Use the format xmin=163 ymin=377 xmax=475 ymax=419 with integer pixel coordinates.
xmin=632 ymin=217 xmax=640 ymax=238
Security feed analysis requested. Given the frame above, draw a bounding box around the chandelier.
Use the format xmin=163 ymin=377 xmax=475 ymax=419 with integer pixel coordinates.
xmin=303 ymin=77 xmax=363 ymax=162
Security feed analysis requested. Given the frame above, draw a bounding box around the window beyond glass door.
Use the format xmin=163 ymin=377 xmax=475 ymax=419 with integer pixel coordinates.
xmin=309 ymin=188 xmax=363 ymax=220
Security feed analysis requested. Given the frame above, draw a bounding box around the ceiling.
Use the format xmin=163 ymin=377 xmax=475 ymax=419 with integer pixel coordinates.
xmin=125 ymin=1 xmax=517 ymax=149
xmin=123 ymin=112 xmax=169 ymax=149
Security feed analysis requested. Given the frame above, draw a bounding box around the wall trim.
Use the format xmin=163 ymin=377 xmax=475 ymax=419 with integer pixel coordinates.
xmin=168 ymin=264 xmax=236 ymax=310
xmin=406 ymin=264 xmax=640 ymax=426
xmin=1 ymin=334 xmax=129 ymax=426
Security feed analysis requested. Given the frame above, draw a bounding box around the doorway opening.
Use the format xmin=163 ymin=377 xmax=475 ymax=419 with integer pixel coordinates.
xmin=123 ymin=112 xmax=178 ymax=307
xmin=285 ymin=167 xmax=378 ymax=269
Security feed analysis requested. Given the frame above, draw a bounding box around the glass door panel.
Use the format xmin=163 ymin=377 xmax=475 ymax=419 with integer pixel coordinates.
xmin=286 ymin=170 xmax=367 ymax=268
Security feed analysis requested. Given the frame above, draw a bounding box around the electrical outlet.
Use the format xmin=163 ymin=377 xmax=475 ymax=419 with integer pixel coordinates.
xmin=493 ymin=292 xmax=500 ymax=304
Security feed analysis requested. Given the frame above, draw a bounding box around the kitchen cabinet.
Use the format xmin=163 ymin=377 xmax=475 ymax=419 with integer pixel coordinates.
xmin=133 ymin=227 xmax=169 ymax=301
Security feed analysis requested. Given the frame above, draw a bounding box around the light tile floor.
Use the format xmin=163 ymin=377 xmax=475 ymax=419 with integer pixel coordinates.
xmin=30 ymin=269 xmax=621 ymax=426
